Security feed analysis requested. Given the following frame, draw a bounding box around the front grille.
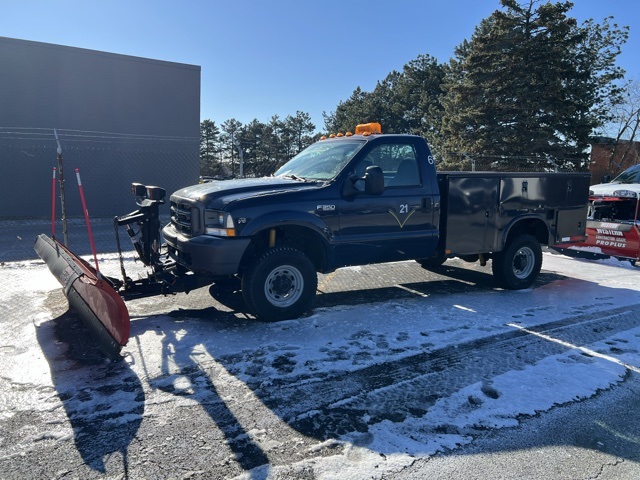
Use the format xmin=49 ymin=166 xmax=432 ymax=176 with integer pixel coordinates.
xmin=170 ymin=199 xmax=196 ymax=235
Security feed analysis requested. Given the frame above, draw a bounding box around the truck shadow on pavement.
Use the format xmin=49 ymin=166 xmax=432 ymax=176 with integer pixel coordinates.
xmin=149 ymin=326 xmax=271 ymax=472
xmin=207 ymin=263 xmax=568 ymax=315
xmin=36 ymin=306 xmax=144 ymax=476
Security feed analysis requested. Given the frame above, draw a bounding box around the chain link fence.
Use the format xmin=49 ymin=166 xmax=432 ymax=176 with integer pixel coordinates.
xmin=0 ymin=127 xmax=199 ymax=219
xmin=207 ymin=147 xmax=588 ymax=182
xmin=0 ymin=126 xmax=198 ymax=304
xmin=206 ymin=152 xmax=585 ymax=183
xmin=435 ymin=153 xmax=588 ymax=173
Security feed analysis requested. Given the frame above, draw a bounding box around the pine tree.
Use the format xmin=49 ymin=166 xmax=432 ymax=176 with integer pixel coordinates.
xmin=323 ymin=86 xmax=373 ymax=134
xmin=286 ymin=111 xmax=316 ymax=155
xmin=199 ymin=119 xmax=220 ymax=176
xmin=220 ymin=118 xmax=244 ymax=177
xmin=394 ymin=54 xmax=446 ymax=148
xmin=440 ymin=0 xmax=628 ymax=170
xmin=322 ymin=55 xmax=445 ymax=143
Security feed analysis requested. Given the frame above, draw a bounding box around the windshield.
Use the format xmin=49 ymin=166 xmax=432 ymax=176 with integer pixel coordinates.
xmin=611 ymin=164 xmax=640 ymax=184
xmin=274 ymin=140 xmax=366 ymax=181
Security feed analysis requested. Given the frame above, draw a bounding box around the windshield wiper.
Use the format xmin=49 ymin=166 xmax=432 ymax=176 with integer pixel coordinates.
xmin=284 ymin=174 xmax=306 ymax=181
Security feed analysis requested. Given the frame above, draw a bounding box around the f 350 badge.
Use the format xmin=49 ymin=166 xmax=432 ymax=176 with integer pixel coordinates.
xmin=317 ymin=204 xmax=336 ymax=211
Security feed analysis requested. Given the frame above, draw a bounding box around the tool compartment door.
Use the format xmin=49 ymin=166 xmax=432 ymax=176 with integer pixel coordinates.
xmin=442 ymin=174 xmax=500 ymax=255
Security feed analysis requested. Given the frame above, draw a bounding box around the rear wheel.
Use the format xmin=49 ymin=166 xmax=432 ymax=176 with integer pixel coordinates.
xmin=241 ymin=246 xmax=317 ymax=321
xmin=492 ymin=234 xmax=542 ymax=289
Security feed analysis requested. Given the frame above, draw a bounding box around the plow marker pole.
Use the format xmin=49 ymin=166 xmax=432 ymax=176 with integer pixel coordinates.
xmin=75 ymin=168 xmax=100 ymax=274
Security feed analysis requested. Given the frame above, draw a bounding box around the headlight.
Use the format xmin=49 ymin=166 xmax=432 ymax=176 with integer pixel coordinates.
xmin=204 ymin=210 xmax=236 ymax=236
xmin=612 ymin=190 xmax=637 ymax=198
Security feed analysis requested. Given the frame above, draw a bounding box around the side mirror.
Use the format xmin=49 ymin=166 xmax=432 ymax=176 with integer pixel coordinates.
xmin=364 ymin=166 xmax=384 ymax=196
xmin=601 ymin=174 xmax=611 ymax=183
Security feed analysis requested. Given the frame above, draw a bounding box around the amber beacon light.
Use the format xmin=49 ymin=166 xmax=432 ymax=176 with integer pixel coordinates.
xmin=355 ymin=122 xmax=382 ymax=135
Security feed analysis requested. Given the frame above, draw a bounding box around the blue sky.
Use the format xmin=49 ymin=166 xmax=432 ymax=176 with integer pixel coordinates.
xmin=2 ymin=0 xmax=639 ymax=132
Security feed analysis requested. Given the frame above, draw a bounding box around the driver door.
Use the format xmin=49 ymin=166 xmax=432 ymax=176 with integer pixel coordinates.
xmin=334 ymin=138 xmax=438 ymax=266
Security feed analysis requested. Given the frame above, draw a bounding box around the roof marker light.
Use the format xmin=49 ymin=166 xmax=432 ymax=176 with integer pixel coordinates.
xmin=355 ymin=122 xmax=382 ymax=135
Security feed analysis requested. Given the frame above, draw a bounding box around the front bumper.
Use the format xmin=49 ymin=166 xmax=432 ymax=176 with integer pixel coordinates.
xmin=162 ymin=223 xmax=251 ymax=275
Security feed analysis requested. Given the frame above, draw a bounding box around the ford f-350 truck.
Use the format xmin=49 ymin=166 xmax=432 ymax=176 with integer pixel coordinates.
xmin=35 ymin=122 xmax=591 ymax=359
xmin=162 ymin=123 xmax=590 ymax=321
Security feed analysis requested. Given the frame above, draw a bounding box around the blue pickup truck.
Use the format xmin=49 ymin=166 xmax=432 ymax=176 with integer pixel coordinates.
xmin=162 ymin=123 xmax=590 ymax=321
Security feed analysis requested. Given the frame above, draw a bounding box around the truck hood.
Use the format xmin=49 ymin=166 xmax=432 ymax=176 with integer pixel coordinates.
xmin=171 ymin=176 xmax=321 ymax=208
xmin=590 ymin=182 xmax=640 ymax=197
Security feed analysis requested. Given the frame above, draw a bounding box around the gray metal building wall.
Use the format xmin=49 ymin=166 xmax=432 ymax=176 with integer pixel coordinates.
xmin=0 ymin=36 xmax=201 ymax=218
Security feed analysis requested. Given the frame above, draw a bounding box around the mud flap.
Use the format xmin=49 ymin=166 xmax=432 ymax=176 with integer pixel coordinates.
xmin=34 ymin=234 xmax=130 ymax=360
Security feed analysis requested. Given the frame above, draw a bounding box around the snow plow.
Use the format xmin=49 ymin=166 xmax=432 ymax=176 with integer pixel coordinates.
xmin=552 ymin=193 xmax=640 ymax=266
xmin=34 ymin=234 xmax=130 ymax=359
xmin=35 ymin=183 xmax=213 ymax=360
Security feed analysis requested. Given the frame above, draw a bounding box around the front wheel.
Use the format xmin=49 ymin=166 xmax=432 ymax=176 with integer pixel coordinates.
xmin=492 ymin=234 xmax=542 ymax=289
xmin=241 ymin=246 xmax=317 ymax=321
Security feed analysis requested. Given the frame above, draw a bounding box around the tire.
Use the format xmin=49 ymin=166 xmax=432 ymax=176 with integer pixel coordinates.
xmin=492 ymin=234 xmax=542 ymax=290
xmin=241 ymin=246 xmax=317 ymax=321
xmin=417 ymin=255 xmax=447 ymax=270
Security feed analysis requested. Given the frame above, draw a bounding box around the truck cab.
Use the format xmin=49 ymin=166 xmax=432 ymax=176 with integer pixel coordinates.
xmin=163 ymin=124 xmax=441 ymax=276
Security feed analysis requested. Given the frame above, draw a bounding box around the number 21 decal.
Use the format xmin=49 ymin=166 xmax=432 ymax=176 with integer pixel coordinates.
xmin=389 ymin=204 xmax=416 ymax=228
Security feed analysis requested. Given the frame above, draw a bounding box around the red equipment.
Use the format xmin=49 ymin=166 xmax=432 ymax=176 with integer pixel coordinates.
xmin=36 ymin=182 xmax=213 ymax=360
xmin=35 ymin=234 xmax=130 ymax=359
xmin=553 ymin=194 xmax=640 ymax=266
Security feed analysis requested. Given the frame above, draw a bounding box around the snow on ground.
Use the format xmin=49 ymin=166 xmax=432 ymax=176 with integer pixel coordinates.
xmin=1 ymin=250 xmax=639 ymax=478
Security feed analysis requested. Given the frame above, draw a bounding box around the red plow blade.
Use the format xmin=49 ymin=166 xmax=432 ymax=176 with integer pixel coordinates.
xmin=35 ymin=234 xmax=130 ymax=360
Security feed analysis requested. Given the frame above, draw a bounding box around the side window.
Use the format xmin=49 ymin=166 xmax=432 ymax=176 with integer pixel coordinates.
xmin=366 ymin=143 xmax=420 ymax=187
xmin=351 ymin=155 xmax=375 ymax=191
xmin=354 ymin=155 xmax=374 ymax=178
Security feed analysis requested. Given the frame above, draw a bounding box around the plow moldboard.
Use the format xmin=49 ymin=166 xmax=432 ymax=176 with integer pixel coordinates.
xmin=34 ymin=234 xmax=130 ymax=360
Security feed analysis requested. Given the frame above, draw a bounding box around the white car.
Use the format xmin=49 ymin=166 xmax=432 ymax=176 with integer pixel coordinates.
xmin=590 ymin=164 xmax=640 ymax=197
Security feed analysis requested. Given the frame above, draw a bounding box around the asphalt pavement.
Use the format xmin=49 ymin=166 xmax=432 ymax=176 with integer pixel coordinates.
xmin=389 ymin=372 xmax=640 ymax=480
xmin=1 ymin=218 xmax=639 ymax=479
